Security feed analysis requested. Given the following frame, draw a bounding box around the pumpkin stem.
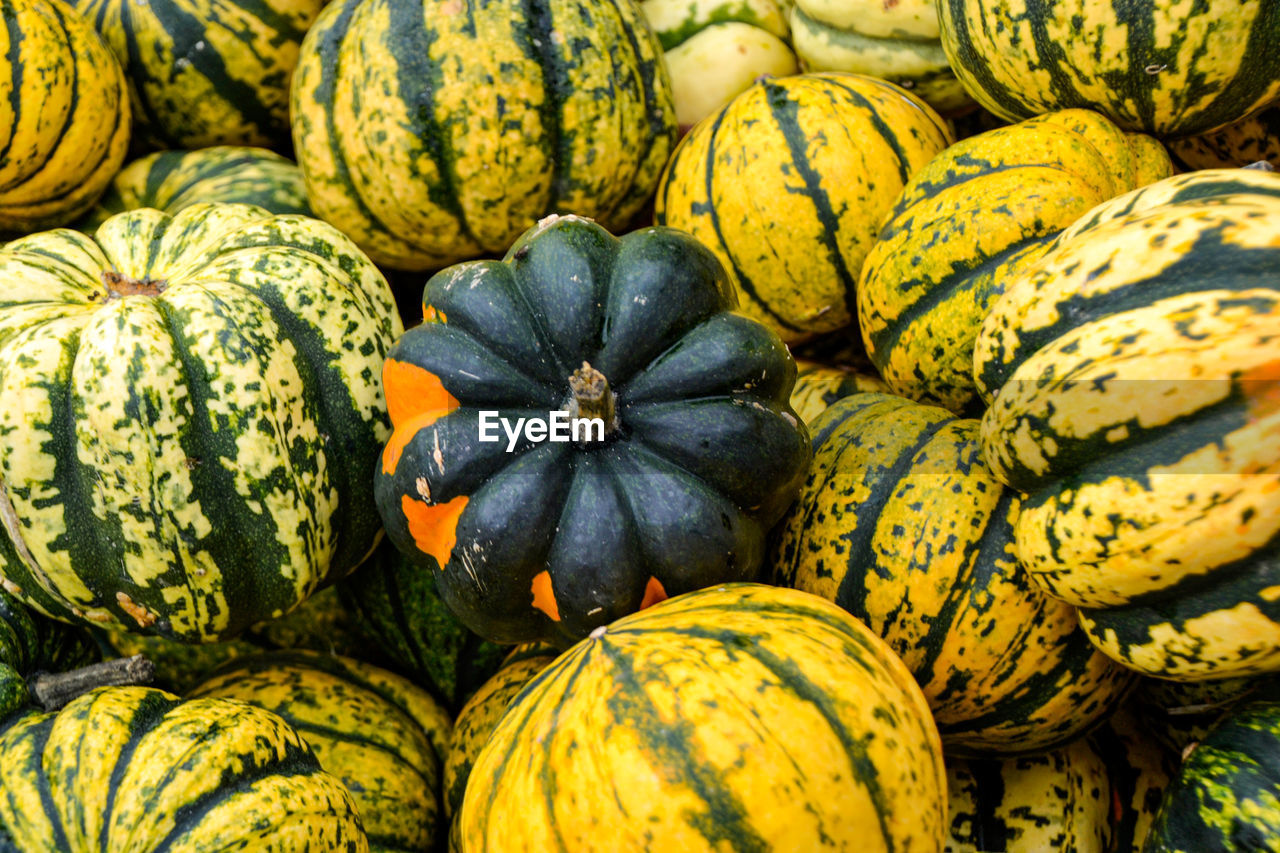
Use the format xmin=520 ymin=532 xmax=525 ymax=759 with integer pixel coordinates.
xmin=28 ymin=654 xmax=155 ymax=711
xmin=568 ymin=362 xmax=618 ymax=439
xmin=100 ymin=270 xmax=167 ymax=300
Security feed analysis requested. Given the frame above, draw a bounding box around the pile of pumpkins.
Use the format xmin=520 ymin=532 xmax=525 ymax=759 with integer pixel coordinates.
xmin=0 ymin=0 xmax=1277 ymax=849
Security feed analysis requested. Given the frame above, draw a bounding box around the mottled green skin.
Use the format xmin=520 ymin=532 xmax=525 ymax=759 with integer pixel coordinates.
xmin=0 ymin=584 xmax=97 ymax=680
xmin=77 ymin=147 xmax=313 ymax=232
xmin=339 ymin=538 xmax=507 ymax=713
xmin=773 ymin=393 xmax=1132 ymax=755
xmin=0 ymin=204 xmax=403 ymax=643
xmin=939 ymin=0 xmax=1280 ymax=138
xmin=74 ymin=0 xmax=323 ymax=151
xmin=376 ymin=216 xmax=811 ymax=646
xmin=1145 ymin=702 xmax=1280 ymax=852
xmin=95 ymin=585 xmax=376 ymax=693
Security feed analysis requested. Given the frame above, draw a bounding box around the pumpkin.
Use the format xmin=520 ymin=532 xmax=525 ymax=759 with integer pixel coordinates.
xmin=73 ymin=0 xmax=323 ymax=151
xmin=789 ymin=0 xmax=972 ymax=115
xmin=857 ymin=109 xmax=1173 ymax=416
xmin=0 ymin=203 xmax=403 ymax=642
xmin=290 ymin=0 xmax=677 ymax=271
xmin=0 ymin=0 xmax=130 ymax=233
xmin=0 ymin=683 xmax=369 ymax=851
xmin=77 ymin=146 xmax=313 ymax=232
xmin=788 ymin=358 xmax=887 ymax=425
xmin=654 ymin=71 xmax=952 ymax=344
xmin=459 ymin=583 xmax=948 ymax=852
xmin=938 ymin=0 xmax=1280 ymax=139
xmin=1169 ymin=102 xmax=1280 ymax=170
xmin=946 ymin=705 xmax=1173 ymax=852
xmin=339 ymin=536 xmax=508 ymax=713
xmin=191 ymin=650 xmax=451 ymax=853
xmin=374 ymin=214 xmax=811 ymax=646
xmin=1144 ymin=702 xmax=1280 ymax=852
xmin=974 ymin=169 xmax=1280 ymax=680
xmin=97 ymin=585 xmax=373 ymax=693
xmin=641 ymin=0 xmax=798 ymax=129
xmin=772 ymin=393 xmax=1132 ymax=755
xmin=443 ymin=642 xmax=558 ymax=821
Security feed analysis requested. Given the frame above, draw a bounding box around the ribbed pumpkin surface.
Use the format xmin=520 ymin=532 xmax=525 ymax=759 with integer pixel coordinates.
xmin=946 ymin=706 xmax=1172 ymax=852
xmin=191 ymin=650 xmax=451 ymax=853
xmin=0 ymin=685 xmax=369 ymax=851
xmin=375 ymin=215 xmax=810 ymax=647
xmin=789 ymin=0 xmax=971 ymax=115
xmin=975 ymin=169 xmax=1280 ymax=680
xmin=442 ymin=643 xmax=557 ymax=820
xmin=339 ymin=538 xmax=507 ymax=714
xmin=0 ymin=204 xmax=402 ymax=642
xmin=655 ymin=72 xmax=952 ymax=344
xmin=1169 ymin=103 xmax=1280 ymax=170
xmin=0 ymin=0 xmax=130 ymax=232
xmin=1144 ymin=702 xmax=1280 ymax=852
xmin=788 ymin=358 xmax=886 ymax=425
xmin=460 ymin=583 xmax=947 ymax=852
xmin=858 ymin=109 xmax=1172 ymax=416
xmin=939 ymin=0 xmax=1280 ymax=138
xmin=290 ymin=0 xmax=677 ymax=271
xmin=773 ymin=393 xmax=1131 ymax=754
xmin=78 ymin=146 xmax=312 ymax=232
xmin=74 ymin=0 xmax=323 ymax=151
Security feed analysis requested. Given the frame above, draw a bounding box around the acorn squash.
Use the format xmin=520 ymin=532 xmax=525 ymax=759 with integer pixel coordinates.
xmin=374 ymin=214 xmax=811 ymax=646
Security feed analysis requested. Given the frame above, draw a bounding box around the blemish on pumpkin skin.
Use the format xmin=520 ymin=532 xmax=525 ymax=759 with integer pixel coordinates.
xmin=1240 ymin=359 xmax=1280 ymax=421
xmin=383 ymin=360 xmax=457 ymax=426
xmin=116 ymin=592 xmax=157 ymax=628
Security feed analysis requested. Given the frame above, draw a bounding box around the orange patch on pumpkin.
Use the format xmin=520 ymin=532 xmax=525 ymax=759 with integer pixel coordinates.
xmin=384 ymin=359 xmax=458 ymax=427
xmin=1241 ymin=359 xmax=1280 ymax=421
xmin=401 ymin=494 xmax=468 ymax=569
xmin=531 ymin=570 xmax=561 ymax=622
xmin=423 ymin=304 xmax=447 ymax=324
xmin=639 ymin=576 xmax=668 ymax=610
xmin=381 ymin=408 xmax=452 ymax=475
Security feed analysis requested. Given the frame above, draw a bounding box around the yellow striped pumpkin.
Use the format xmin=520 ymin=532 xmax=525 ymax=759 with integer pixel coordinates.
xmin=1169 ymin=102 xmax=1280 ymax=170
xmin=858 ymin=109 xmax=1172 ymax=416
xmin=939 ymin=0 xmax=1280 ymax=139
xmin=77 ymin=146 xmax=312 ymax=233
xmin=655 ymin=72 xmax=952 ymax=344
xmin=191 ymin=650 xmax=451 ymax=853
xmin=74 ymin=0 xmax=324 ymax=151
xmin=0 ymin=0 xmax=130 ymax=233
xmin=772 ymin=393 xmax=1133 ymax=755
xmin=290 ymin=0 xmax=678 ymax=271
xmin=975 ymin=169 xmax=1280 ymax=680
xmin=443 ymin=643 xmax=558 ymax=821
xmin=946 ymin=705 xmax=1173 ymax=852
xmin=0 ymin=685 xmax=369 ymax=850
xmin=460 ymin=583 xmax=947 ymax=851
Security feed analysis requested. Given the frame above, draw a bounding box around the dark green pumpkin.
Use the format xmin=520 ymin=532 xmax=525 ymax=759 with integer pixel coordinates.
xmin=338 ymin=537 xmax=508 ymax=713
xmin=374 ymin=215 xmax=811 ymax=646
xmin=0 ymin=583 xmax=98 ymax=723
xmin=1144 ymin=702 xmax=1280 ymax=852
